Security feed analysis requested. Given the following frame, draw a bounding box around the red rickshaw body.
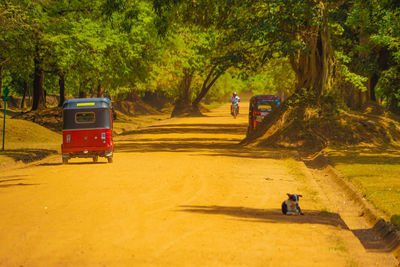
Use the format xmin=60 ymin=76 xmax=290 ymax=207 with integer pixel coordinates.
xmin=61 ymin=98 xmax=114 ymax=163
xmin=247 ymin=95 xmax=281 ymax=135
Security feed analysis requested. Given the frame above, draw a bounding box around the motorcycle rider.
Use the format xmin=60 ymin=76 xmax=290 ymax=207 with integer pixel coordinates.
xmin=230 ymin=91 xmax=240 ymax=115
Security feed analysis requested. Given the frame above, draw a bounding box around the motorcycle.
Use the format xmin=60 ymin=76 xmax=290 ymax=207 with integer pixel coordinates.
xmin=231 ymin=102 xmax=239 ymax=119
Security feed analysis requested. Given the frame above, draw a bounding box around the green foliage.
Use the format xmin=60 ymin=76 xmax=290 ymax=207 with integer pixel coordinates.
xmin=335 ymin=60 xmax=368 ymax=92
xmin=2 ymin=0 xmax=400 ymax=113
xmin=375 ymin=66 xmax=400 ymax=99
xmin=331 ymin=0 xmax=400 ymax=108
xmin=1 ymin=0 xmax=162 ymax=99
xmin=391 ymin=214 xmax=400 ymax=227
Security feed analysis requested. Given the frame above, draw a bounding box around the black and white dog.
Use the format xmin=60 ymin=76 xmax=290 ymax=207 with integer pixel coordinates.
xmin=282 ymin=193 xmax=304 ymax=215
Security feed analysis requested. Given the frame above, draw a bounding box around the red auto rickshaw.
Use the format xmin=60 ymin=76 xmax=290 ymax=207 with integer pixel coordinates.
xmin=61 ymin=98 xmax=114 ymax=164
xmin=247 ymin=95 xmax=281 ymax=135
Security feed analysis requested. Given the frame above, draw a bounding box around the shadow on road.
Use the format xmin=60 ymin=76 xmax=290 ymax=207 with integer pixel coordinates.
xmin=0 ymin=149 xmax=57 ymax=163
xmin=39 ymin=162 xmax=108 ymax=166
xmin=0 ymin=183 xmax=39 ymax=188
xmin=0 ymin=174 xmax=29 ymax=179
xmin=352 ymin=227 xmax=400 ymax=253
xmin=115 ymin=122 xmax=293 ymax=160
xmin=178 ymin=205 xmax=399 ymax=253
xmin=0 ymin=178 xmax=24 ymax=183
xmin=120 ymin=125 xmax=247 ymax=136
xmin=178 ymin=205 xmax=349 ymax=228
xmin=116 ymin=141 xmax=291 ymax=160
xmin=148 ymin=123 xmax=248 ymax=128
xmin=0 ymin=175 xmax=38 ymax=189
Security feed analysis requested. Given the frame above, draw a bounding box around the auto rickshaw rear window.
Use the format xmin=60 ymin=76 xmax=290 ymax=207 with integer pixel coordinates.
xmin=75 ymin=112 xmax=96 ymax=123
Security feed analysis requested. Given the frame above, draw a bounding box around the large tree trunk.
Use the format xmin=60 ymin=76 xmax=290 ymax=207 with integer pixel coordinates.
xmin=289 ymin=4 xmax=333 ymax=99
xmin=32 ymin=47 xmax=46 ymax=110
xmin=191 ymin=65 xmax=224 ymax=114
xmin=171 ymin=68 xmax=194 ymax=117
xmin=58 ymin=73 xmax=65 ymax=107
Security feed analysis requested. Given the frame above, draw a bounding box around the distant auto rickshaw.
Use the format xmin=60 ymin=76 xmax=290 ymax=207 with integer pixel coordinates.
xmin=61 ymin=98 xmax=114 ymax=164
xmin=247 ymin=95 xmax=281 ymax=135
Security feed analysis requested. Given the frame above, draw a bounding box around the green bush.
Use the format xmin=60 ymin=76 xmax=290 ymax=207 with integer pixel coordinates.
xmin=390 ymin=214 xmax=400 ymax=227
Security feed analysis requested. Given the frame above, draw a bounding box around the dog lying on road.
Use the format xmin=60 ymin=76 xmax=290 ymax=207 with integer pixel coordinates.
xmin=282 ymin=193 xmax=304 ymax=215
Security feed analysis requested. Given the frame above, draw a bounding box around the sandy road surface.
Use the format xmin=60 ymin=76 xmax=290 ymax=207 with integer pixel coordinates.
xmin=0 ymin=104 xmax=398 ymax=266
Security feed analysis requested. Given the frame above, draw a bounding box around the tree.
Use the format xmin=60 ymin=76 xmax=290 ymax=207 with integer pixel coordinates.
xmin=153 ymin=0 xmax=336 ymax=106
xmin=1 ymin=0 xmax=162 ymax=109
xmin=0 ymin=1 xmax=32 ymax=107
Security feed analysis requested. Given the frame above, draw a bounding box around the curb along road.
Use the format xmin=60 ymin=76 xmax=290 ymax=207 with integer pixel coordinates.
xmin=303 ymin=152 xmax=400 ymax=261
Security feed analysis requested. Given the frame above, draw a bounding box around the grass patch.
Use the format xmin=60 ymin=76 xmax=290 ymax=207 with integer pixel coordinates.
xmin=327 ymin=148 xmax=400 ymax=226
xmin=0 ymin=117 xmax=60 ymax=168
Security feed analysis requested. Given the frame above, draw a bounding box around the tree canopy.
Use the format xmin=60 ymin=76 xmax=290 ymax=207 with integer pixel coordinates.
xmin=0 ymin=0 xmax=399 ymax=115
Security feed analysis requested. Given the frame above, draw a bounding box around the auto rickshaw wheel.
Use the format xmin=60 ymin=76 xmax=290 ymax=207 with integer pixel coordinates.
xmin=107 ymin=157 xmax=113 ymax=163
xmin=93 ymin=156 xmax=98 ymax=163
xmin=62 ymin=158 xmax=69 ymax=164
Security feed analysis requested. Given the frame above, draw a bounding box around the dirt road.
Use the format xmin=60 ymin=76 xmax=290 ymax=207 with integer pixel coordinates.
xmin=0 ymin=104 xmax=398 ymax=266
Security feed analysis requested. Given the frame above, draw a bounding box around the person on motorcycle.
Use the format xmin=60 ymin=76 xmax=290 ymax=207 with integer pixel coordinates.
xmin=230 ymin=92 xmax=240 ymax=115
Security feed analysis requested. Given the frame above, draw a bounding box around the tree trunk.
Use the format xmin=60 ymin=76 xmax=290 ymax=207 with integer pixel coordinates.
xmin=388 ymin=95 xmax=399 ymax=114
xmin=21 ymin=80 xmax=30 ymax=109
xmin=32 ymin=48 xmax=46 ymax=110
xmin=27 ymin=77 xmax=31 ymax=107
xmin=181 ymin=69 xmax=192 ymax=104
xmin=289 ymin=3 xmax=333 ymax=100
xmin=171 ymin=68 xmax=194 ymax=117
xmin=127 ymin=89 xmax=141 ymax=101
xmin=58 ymin=73 xmax=65 ymax=107
xmin=96 ymin=83 xmax=103 ymax=97
xmin=192 ymin=66 xmax=224 ymax=113
xmin=79 ymin=90 xmax=87 ymax=98
xmin=352 ymin=89 xmax=359 ymax=109
xmin=369 ymin=73 xmax=378 ymax=102
xmin=360 ymin=91 xmax=367 ymax=107
xmin=277 ymin=89 xmax=287 ymax=102
xmin=359 ymin=32 xmax=370 ymax=106
xmin=0 ymin=65 xmax=2 ymax=109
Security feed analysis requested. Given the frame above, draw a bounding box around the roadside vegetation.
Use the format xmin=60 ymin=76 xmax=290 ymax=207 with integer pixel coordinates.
xmin=0 ymin=111 xmax=60 ymax=168
xmin=327 ymin=148 xmax=400 ymax=227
